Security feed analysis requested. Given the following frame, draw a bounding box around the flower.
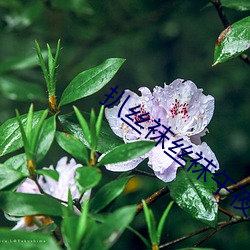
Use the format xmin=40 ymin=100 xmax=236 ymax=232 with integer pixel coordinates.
xmin=11 ymin=157 xmax=90 ymax=231
xmin=103 ymin=79 xmax=219 ymax=182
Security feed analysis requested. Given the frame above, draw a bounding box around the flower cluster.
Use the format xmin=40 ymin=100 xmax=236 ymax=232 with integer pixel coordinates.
xmin=11 ymin=157 xmax=89 ymax=231
xmin=103 ymin=79 xmax=219 ymax=182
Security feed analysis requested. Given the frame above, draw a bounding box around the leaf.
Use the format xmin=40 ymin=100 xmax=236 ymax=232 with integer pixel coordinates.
xmin=59 ymin=112 xmax=123 ymax=153
xmin=75 ymin=167 xmax=102 ymax=194
xmin=56 ymin=131 xmax=89 ymax=165
xmin=157 ymin=201 xmax=174 ymax=244
xmin=0 ymin=76 xmax=46 ymax=102
xmin=0 ymin=192 xmax=65 ymax=216
xmin=59 ymin=58 xmax=125 ymax=106
xmin=213 ymin=16 xmax=250 ymax=65
xmin=4 ymin=153 xmax=28 ymax=175
xmin=0 ymin=228 xmax=60 ymax=250
xmin=83 ymin=205 xmax=137 ymax=250
xmin=91 ymin=176 xmax=132 ymax=213
xmin=221 ymin=0 xmax=250 ymax=11
xmin=0 ymin=164 xmax=27 ymax=190
xmin=0 ymin=111 xmax=44 ymax=157
xmin=97 ymin=140 xmax=155 ymax=166
xmin=168 ymin=167 xmax=218 ymax=227
xmin=36 ymin=169 xmax=59 ymax=181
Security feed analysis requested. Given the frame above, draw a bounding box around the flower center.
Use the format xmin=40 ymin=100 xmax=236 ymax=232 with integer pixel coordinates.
xmin=170 ymin=99 xmax=190 ymax=122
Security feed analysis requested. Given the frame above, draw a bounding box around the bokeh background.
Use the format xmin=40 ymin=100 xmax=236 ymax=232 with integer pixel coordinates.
xmin=0 ymin=0 xmax=249 ymax=249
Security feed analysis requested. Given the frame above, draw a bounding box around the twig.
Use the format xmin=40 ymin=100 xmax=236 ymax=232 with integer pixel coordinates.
xmin=218 ymin=206 xmax=235 ymax=218
xmin=219 ymin=175 xmax=250 ymax=197
xmin=159 ymin=224 xmax=212 ymax=249
xmin=211 ymin=0 xmax=250 ymax=66
xmin=193 ymin=216 xmax=249 ymax=247
xmin=136 ymin=186 xmax=170 ymax=215
xmin=134 ymin=169 xmax=157 ymax=178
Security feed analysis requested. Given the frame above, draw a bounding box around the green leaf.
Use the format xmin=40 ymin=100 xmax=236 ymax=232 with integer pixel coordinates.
xmin=0 ymin=76 xmax=46 ymax=102
xmin=0 ymin=164 xmax=27 ymax=190
xmin=83 ymin=205 xmax=137 ymax=250
xmin=0 ymin=111 xmax=44 ymax=157
xmin=73 ymin=106 xmax=91 ymax=147
xmin=96 ymin=105 xmax=105 ymax=141
xmin=91 ymin=176 xmax=132 ymax=213
xmin=4 ymin=154 xmax=28 ymax=175
xmin=157 ymin=201 xmax=174 ymax=244
xmin=59 ymin=112 xmax=123 ymax=153
xmin=221 ymin=0 xmax=250 ymax=11
xmin=0 ymin=192 xmax=65 ymax=216
xmin=168 ymin=167 xmax=218 ymax=227
xmin=89 ymin=109 xmax=97 ymax=150
xmin=52 ymin=0 xmax=93 ymax=14
xmin=213 ymin=16 xmax=250 ymax=65
xmin=0 ymin=228 xmax=60 ymax=250
xmin=142 ymin=200 xmax=157 ymax=245
xmin=75 ymin=167 xmax=102 ymax=194
xmin=56 ymin=131 xmax=89 ymax=165
xmin=59 ymin=58 xmax=125 ymax=106
xmin=36 ymin=116 xmax=56 ymax=162
xmin=36 ymin=169 xmax=59 ymax=181
xmin=97 ymin=140 xmax=155 ymax=166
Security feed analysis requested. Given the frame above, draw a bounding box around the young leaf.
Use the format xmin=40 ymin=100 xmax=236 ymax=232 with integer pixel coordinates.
xmin=90 ymin=108 xmax=97 ymax=150
xmin=36 ymin=115 xmax=56 ymax=162
xmin=0 ymin=228 xmax=60 ymax=250
xmin=75 ymin=167 xmax=102 ymax=194
xmin=0 ymin=110 xmax=44 ymax=157
xmin=56 ymin=131 xmax=89 ymax=165
xmin=36 ymin=169 xmax=59 ymax=181
xmin=59 ymin=112 xmax=123 ymax=153
xmin=97 ymin=140 xmax=155 ymax=166
xmin=59 ymin=58 xmax=125 ymax=106
xmin=128 ymin=226 xmax=151 ymax=248
xmin=73 ymin=106 xmax=91 ymax=146
xmin=213 ymin=16 xmax=250 ymax=65
xmin=168 ymin=167 xmax=218 ymax=227
xmin=83 ymin=205 xmax=137 ymax=250
xmin=91 ymin=176 xmax=132 ymax=213
xmin=0 ymin=192 xmax=66 ymax=216
xmin=156 ymin=200 xmax=174 ymax=244
xmin=96 ymin=105 xmax=105 ymax=140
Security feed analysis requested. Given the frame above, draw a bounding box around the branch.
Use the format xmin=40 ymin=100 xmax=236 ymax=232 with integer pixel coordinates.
xmin=136 ymin=186 xmax=170 ymax=215
xmin=193 ymin=216 xmax=249 ymax=247
xmin=134 ymin=169 xmax=157 ymax=178
xmin=211 ymin=0 xmax=250 ymax=66
xmin=219 ymin=175 xmax=250 ymax=197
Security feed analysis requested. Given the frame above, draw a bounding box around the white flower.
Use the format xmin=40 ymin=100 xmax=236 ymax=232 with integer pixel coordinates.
xmin=103 ymin=79 xmax=219 ymax=182
xmin=12 ymin=157 xmax=90 ymax=231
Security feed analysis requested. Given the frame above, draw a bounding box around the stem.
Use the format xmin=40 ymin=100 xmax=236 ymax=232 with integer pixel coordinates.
xmin=134 ymin=169 xmax=156 ymax=178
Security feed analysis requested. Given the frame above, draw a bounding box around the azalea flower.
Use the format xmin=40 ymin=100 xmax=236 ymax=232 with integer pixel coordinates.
xmin=11 ymin=157 xmax=89 ymax=231
xmin=103 ymin=79 xmax=219 ymax=182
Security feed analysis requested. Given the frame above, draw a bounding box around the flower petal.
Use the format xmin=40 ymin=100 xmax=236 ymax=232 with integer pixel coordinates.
xmin=148 ymin=144 xmax=182 ymax=182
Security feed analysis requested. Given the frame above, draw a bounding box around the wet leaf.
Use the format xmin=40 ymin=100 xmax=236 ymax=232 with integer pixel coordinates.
xmin=213 ymin=16 xmax=250 ymax=65
xmin=59 ymin=58 xmax=125 ymax=106
xmin=0 ymin=111 xmax=44 ymax=157
xmin=0 ymin=192 xmax=65 ymax=216
xmin=168 ymin=166 xmax=218 ymax=227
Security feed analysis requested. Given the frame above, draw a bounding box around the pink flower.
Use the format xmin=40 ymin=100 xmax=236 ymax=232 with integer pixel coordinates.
xmin=12 ymin=157 xmax=90 ymax=231
xmin=103 ymin=79 xmax=219 ymax=182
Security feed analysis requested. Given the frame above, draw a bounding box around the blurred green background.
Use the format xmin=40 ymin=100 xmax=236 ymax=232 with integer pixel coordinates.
xmin=0 ymin=0 xmax=249 ymax=249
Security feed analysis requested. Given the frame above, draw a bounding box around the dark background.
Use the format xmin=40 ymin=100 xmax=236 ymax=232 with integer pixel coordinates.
xmin=0 ymin=0 xmax=249 ymax=249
